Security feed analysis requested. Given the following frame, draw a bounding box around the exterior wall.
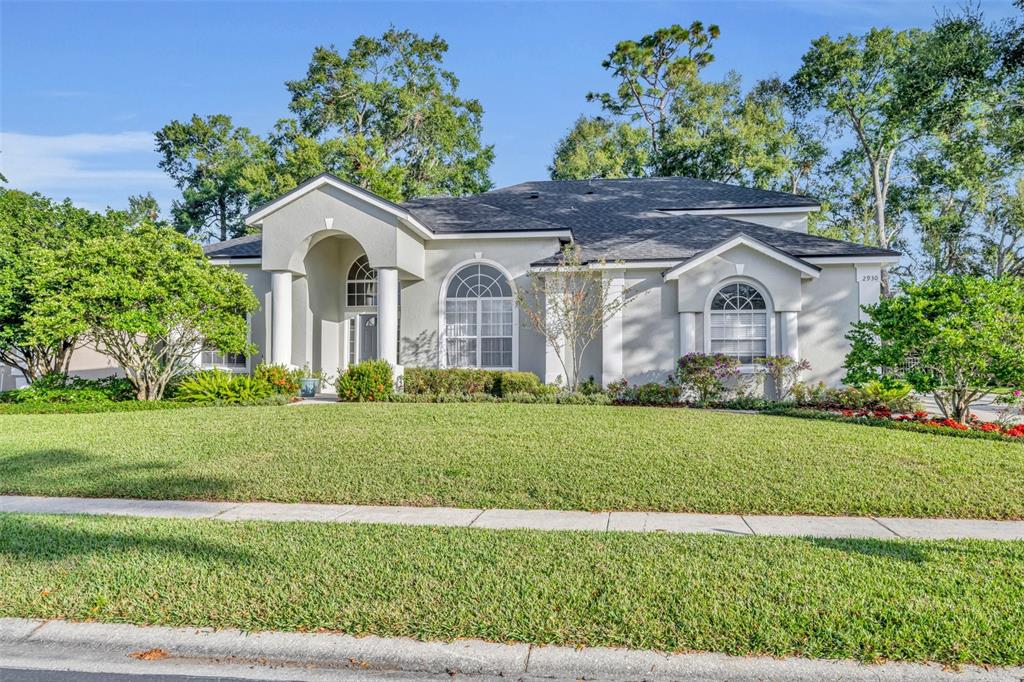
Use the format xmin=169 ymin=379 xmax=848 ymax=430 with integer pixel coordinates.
xmin=798 ymin=264 xmax=863 ymax=386
xmin=728 ymin=211 xmax=808 ymax=233
xmin=660 ymin=209 xmax=810 ymax=233
xmin=400 ymin=237 xmax=563 ymax=378
xmin=259 ymin=185 xmax=425 ymax=278
xmin=620 ymin=269 xmax=678 ymax=384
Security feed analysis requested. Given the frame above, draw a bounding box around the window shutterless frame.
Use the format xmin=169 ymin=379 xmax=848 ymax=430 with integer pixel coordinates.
xmin=439 ymin=260 xmax=517 ymax=370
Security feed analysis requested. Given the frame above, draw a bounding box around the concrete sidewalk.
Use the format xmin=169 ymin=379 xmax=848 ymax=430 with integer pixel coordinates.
xmin=3 ymin=618 xmax=1021 ymax=682
xmin=2 ymin=494 xmax=1022 ymax=540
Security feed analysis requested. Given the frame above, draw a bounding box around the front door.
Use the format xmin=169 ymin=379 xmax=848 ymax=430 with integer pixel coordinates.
xmin=357 ymin=314 xmax=377 ymax=362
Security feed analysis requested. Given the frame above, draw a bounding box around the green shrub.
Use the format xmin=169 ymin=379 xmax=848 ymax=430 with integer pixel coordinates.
xmin=607 ymin=379 xmax=681 ymax=405
xmin=0 ymin=373 xmax=135 ymax=405
xmin=402 ymin=368 xmax=550 ymax=398
xmin=253 ymin=363 xmax=303 ymax=396
xmin=335 ymin=360 xmax=393 ymax=402
xmin=496 ymin=371 xmax=543 ymax=397
xmin=173 ymin=370 xmax=275 ymax=405
xmin=791 ymin=379 xmax=919 ymax=413
xmin=402 ymin=368 xmax=500 ymax=395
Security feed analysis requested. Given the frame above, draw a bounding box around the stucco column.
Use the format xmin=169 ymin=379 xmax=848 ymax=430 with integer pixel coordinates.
xmin=270 ymin=271 xmax=293 ymax=366
xmin=377 ymin=267 xmax=399 ymax=366
xmin=543 ymin=275 xmax=563 ymax=385
xmin=601 ymin=272 xmax=624 ymax=387
xmin=780 ymin=311 xmax=799 ymax=361
xmin=678 ymin=312 xmax=697 ymax=356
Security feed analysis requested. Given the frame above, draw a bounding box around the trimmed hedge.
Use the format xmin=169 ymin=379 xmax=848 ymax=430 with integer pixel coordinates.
xmin=402 ymin=368 xmax=548 ymax=398
xmin=389 ymin=390 xmax=610 ymax=405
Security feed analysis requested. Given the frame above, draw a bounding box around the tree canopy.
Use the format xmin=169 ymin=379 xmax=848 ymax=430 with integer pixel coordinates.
xmin=32 ymin=223 xmax=258 ymax=399
xmin=0 ymin=189 xmax=126 ymax=380
xmin=156 ymin=28 xmax=494 ymax=241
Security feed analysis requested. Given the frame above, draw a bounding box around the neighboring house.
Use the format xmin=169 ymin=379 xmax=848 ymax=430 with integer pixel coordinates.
xmin=197 ymin=173 xmax=897 ymax=390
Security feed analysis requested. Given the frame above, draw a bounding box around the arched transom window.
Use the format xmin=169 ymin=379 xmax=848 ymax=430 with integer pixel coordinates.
xmin=709 ymin=282 xmax=768 ymax=364
xmin=444 ymin=263 xmax=514 ymax=368
xmin=347 ymin=255 xmax=377 ymax=307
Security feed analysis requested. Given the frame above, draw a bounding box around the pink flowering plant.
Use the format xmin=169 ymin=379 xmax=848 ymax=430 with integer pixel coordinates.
xmin=675 ymin=353 xmax=741 ymax=404
xmin=996 ymin=389 xmax=1024 ymax=429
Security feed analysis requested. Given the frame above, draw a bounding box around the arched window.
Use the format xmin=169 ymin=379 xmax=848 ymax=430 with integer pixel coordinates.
xmin=347 ymin=255 xmax=376 ymax=307
xmin=709 ymin=282 xmax=768 ymax=364
xmin=444 ymin=263 xmax=514 ymax=368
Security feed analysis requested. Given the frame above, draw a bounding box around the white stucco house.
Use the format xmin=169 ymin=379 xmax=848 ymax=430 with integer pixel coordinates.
xmin=193 ymin=173 xmax=898 ymax=390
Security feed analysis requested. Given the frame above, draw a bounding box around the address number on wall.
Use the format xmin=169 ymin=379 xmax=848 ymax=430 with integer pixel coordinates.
xmin=860 ymin=274 xmax=880 ymax=282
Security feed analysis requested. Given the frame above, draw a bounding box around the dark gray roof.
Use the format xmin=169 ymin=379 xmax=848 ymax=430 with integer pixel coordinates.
xmin=203 ymin=175 xmax=899 ymax=262
xmin=204 ymin=233 xmax=261 ymax=259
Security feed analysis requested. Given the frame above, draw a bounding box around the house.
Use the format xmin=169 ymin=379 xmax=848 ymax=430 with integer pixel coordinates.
xmin=199 ymin=173 xmax=898 ymax=390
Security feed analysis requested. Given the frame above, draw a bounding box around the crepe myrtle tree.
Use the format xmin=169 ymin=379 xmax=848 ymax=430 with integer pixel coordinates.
xmin=32 ymin=224 xmax=258 ymax=400
xmin=517 ymin=244 xmax=627 ymax=391
xmin=844 ymin=275 xmax=1024 ymax=423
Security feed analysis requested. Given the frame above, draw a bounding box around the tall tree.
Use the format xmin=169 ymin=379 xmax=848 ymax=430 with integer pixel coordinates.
xmin=284 ymin=29 xmax=494 ymax=201
xmin=561 ymin=24 xmax=819 ymax=190
xmin=791 ymin=28 xmax=926 ymax=296
xmin=587 ymin=21 xmax=719 ymax=160
xmin=156 ymin=114 xmax=267 ymax=242
xmin=981 ymin=180 xmax=1024 ymax=277
xmin=549 ymin=116 xmax=649 ymax=180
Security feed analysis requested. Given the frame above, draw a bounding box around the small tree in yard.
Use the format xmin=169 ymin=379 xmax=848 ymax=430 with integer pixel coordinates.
xmin=517 ymin=244 xmax=627 ymax=391
xmin=33 ymin=224 xmax=258 ymax=400
xmin=845 ymin=275 xmax=1024 ymax=423
xmin=756 ymin=355 xmax=811 ymax=402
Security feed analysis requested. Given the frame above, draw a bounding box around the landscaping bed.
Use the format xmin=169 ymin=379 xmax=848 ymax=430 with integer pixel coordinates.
xmin=1 ymin=403 xmax=1023 ymax=518
xmin=0 ymin=513 xmax=1021 ymax=666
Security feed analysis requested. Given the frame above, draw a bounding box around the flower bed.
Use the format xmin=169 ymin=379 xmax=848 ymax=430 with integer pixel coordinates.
xmin=762 ymin=406 xmax=1024 ymax=443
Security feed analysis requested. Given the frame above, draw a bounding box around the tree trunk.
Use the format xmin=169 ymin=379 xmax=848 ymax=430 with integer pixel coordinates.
xmin=219 ymin=198 xmax=228 ymax=243
xmin=870 ymin=161 xmax=892 ymax=298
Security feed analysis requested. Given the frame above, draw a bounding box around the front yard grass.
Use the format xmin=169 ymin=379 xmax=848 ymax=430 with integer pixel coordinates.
xmin=1 ymin=402 xmax=1023 ymax=518
xmin=0 ymin=513 xmax=1021 ymax=666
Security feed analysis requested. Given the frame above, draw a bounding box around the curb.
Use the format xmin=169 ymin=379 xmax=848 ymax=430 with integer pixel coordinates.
xmin=2 ymin=618 xmax=1022 ymax=681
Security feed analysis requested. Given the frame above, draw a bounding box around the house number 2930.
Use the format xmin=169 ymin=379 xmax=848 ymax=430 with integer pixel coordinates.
xmin=860 ymin=274 xmax=879 ymax=282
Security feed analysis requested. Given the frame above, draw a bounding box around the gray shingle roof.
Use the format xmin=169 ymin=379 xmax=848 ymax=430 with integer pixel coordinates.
xmin=203 ymin=175 xmax=899 ymax=262
xmin=204 ymin=233 xmax=261 ymax=259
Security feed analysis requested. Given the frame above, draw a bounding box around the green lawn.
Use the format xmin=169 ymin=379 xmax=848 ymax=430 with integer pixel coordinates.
xmin=0 ymin=513 xmax=1021 ymax=665
xmin=1 ymin=403 xmax=1022 ymax=518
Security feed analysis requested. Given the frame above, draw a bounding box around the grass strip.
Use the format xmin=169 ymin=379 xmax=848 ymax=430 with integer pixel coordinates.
xmin=0 ymin=513 xmax=1021 ymax=666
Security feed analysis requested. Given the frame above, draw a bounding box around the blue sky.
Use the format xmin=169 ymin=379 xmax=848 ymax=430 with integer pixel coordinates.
xmin=1 ymin=0 xmax=1017 ymax=214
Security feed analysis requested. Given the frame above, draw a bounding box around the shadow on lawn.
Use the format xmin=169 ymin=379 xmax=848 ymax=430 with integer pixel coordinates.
xmin=0 ymin=448 xmax=235 ymax=502
xmin=0 ymin=513 xmax=252 ymax=563
xmin=805 ymin=536 xmax=1020 ymax=565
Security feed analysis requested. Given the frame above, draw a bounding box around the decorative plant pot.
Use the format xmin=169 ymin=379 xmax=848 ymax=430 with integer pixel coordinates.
xmin=299 ymin=378 xmax=320 ymax=398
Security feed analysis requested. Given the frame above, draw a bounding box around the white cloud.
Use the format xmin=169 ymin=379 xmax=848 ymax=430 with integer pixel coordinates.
xmin=0 ymin=130 xmax=176 ymax=212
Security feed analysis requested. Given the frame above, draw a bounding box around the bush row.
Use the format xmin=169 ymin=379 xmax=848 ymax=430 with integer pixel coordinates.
xmin=401 ymin=368 xmax=549 ymax=398
xmin=390 ymin=391 xmax=610 ymax=405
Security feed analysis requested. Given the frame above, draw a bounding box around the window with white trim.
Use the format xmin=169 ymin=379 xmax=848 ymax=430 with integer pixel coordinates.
xmin=199 ymin=349 xmax=247 ymax=370
xmin=346 ymin=255 xmax=377 ymax=307
xmin=444 ymin=263 xmax=514 ymax=368
xmin=709 ymin=283 xmax=768 ymax=364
